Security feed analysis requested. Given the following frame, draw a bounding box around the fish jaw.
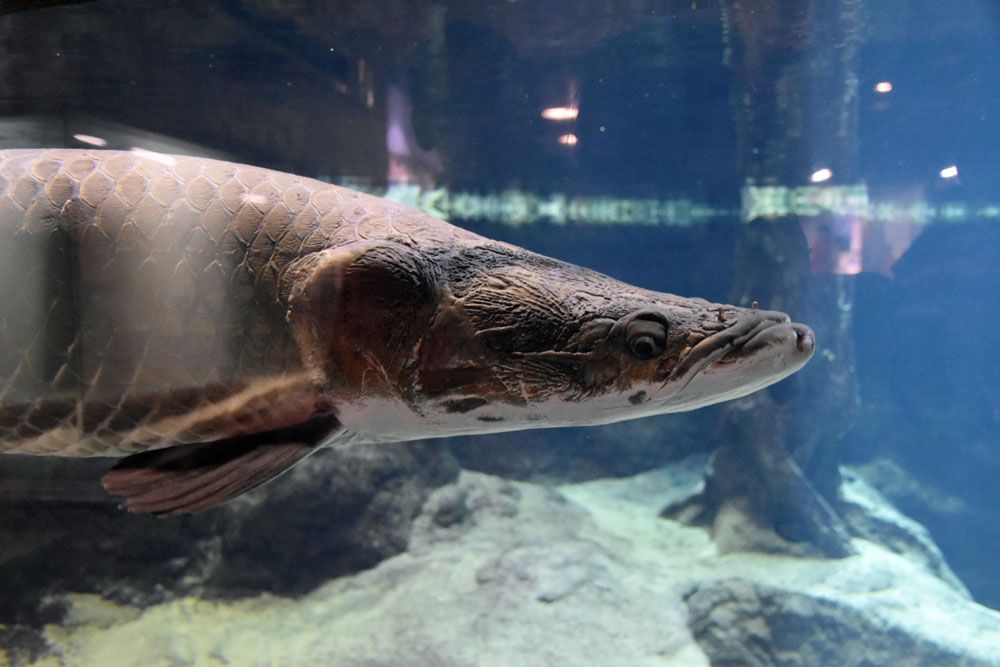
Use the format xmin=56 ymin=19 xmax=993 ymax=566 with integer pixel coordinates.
xmin=652 ymin=316 xmax=816 ymax=412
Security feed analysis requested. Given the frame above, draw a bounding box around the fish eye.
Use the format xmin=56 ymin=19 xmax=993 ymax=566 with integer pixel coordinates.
xmin=625 ymin=318 xmax=667 ymax=360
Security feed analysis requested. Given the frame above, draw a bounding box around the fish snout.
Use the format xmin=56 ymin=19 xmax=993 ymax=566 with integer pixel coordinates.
xmin=673 ymin=307 xmax=815 ymax=379
xmin=792 ymin=323 xmax=815 ymax=355
xmin=731 ymin=318 xmax=815 ymax=363
xmin=658 ymin=310 xmax=816 ymax=409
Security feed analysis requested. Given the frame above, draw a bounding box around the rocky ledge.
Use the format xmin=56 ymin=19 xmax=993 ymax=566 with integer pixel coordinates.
xmin=9 ymin=456 xmax=1000 ymax=667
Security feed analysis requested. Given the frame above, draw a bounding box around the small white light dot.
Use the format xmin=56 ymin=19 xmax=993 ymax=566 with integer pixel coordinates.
xmin=875 ymin=81 xmax=893 ymax=94
xmin=940 ymin=165 xmax=959 ymax=179
xmin=73 ymin=133 xmax=107 ymax=147
xmin=810 ymin=168 xmax=833 ymax=183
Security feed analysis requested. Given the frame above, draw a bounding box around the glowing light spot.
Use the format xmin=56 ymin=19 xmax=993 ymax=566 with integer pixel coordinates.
xmin=810 ymin=168 xmax=833 ymax=183
xmin=875 ymin=81 xmax=893 ymax=94
xmin=558 ymin=134 xmax=578 ymax=146
xmin=129 ymin=148 xmax=176 ymax=165
xmin=940 ymin=165 xmax=959 ymax=179
xmin=541 ymin=106 xmax=579 ymax=121
xmin=73 ymin=134 xmax=107 ymax=147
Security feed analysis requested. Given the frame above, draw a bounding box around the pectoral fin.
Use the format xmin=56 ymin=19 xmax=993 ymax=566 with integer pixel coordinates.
xmin=102 ymin=416 xmax=338 ymax=515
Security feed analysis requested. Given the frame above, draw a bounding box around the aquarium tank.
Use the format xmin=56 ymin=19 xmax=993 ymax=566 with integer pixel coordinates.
xmin=1 ymin=1 xmax=999 ymax=665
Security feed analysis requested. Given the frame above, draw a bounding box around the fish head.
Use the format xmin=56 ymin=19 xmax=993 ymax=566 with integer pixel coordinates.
xmin=413 ymin=243 xmax=815 ymax=429
xmin=292 ymin=240 xmax=814 ymax=438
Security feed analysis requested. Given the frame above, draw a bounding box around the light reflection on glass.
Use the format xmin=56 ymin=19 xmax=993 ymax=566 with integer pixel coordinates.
xmin=73 ymin=133 xmax=107 ymax=147
xmin=810 ymin=168 xmax=833 ymax=183
xmin=541 ymin=107 xmax=579 ymax=121
xmin=558 ymin=133 xmax=578 ymax=146
xmin=940 ymin=165 xmax=959 ymax=179
xmin=874 ymin=81 xmax=893 ymax=94
xmin=802 ymin=216 xmax=864 ymax=275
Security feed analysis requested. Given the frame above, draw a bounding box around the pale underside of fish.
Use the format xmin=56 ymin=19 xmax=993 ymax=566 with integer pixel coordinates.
xmin=0 ymin=149 xmax=815 ymax=514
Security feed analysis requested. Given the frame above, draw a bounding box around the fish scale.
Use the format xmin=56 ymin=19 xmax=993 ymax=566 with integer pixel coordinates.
xmin=0 ymin=148 xmax=471 ymax=457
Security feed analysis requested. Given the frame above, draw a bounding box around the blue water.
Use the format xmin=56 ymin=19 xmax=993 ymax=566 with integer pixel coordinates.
xmin=1 ymin=0 xmax=999 ymax=662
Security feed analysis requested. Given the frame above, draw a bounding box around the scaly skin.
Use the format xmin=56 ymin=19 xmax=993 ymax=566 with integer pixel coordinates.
xmin=0 ymin=149 xmax=479 ymax=455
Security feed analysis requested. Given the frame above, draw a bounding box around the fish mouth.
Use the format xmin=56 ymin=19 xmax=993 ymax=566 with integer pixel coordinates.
xmin=716 ymin=321 xmax=815 ymax=366
xmin=667 ymin=311 xmax=814 ymax=390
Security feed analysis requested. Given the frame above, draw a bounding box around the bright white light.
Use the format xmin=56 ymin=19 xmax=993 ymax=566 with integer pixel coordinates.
xmin=129 ymin=147 xmax=176 ymax=165
xmin=541 ymin=106 xmax=579 ymax=121
xmin=73 ymin=133 xmax=107 ymax=147
xmin=558 ymin=133 xmax=578 ymax=146
xmin=940 ymin=165 xmax=959 ymax=179
xmin=874 ymin=81 xmax=893 ymax=94
xmin=810 ymin=168 xmax=833 ymax=183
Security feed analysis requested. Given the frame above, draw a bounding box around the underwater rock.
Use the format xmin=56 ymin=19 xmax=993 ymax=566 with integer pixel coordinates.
xmin=848 ymin=455 xmax=1000 ymax=612
xmin=17 ymin=458 xmax=1000 ymax=667
xmin=839 ymin=468 xmax=968 ymax=594
xmin=662 ymin=394 xmax=856 ymax=560
xmin=685 ymin=579 xmax=983 ymax=667
xmin=849 ymin=457 xmax=967 ymax=519
xmin=204 ymin=440 xmax=461 ymax=595
xmin=848 ymin=222 xmax=1000 ymax=609
xmin=0 ymin=440 xmax=459 ymax=624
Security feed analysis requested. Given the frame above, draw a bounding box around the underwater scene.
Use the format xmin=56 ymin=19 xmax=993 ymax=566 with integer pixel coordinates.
xmin=1 ymin=1 xmax=999 ymax=665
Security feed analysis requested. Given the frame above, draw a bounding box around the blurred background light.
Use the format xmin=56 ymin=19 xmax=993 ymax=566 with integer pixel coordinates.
xmin=72 ymin=133 xmax=107 ymax=146
xmin=810 ymin=168 xmax=833 ymax=183
xmin=541 ymin=106 xmax=579 ymax=121
xmin=940 ymin=165 xmax=959 ymax=179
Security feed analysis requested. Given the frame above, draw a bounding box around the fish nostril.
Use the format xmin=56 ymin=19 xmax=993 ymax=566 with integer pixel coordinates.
xmin=794 ymin=325 xmax=815 ymax=353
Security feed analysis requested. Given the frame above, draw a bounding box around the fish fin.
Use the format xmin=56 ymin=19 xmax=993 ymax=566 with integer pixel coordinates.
xmin=101 ymin=416 xmax=338 ymax=515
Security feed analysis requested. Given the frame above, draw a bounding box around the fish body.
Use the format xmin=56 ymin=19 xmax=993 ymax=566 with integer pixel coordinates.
xmin=0 ymin=149 xmax=815 ymax=512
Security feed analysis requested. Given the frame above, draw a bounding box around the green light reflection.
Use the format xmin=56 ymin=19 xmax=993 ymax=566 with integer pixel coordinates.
xmin=340 ymin=182 xmax=997 ymax=227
